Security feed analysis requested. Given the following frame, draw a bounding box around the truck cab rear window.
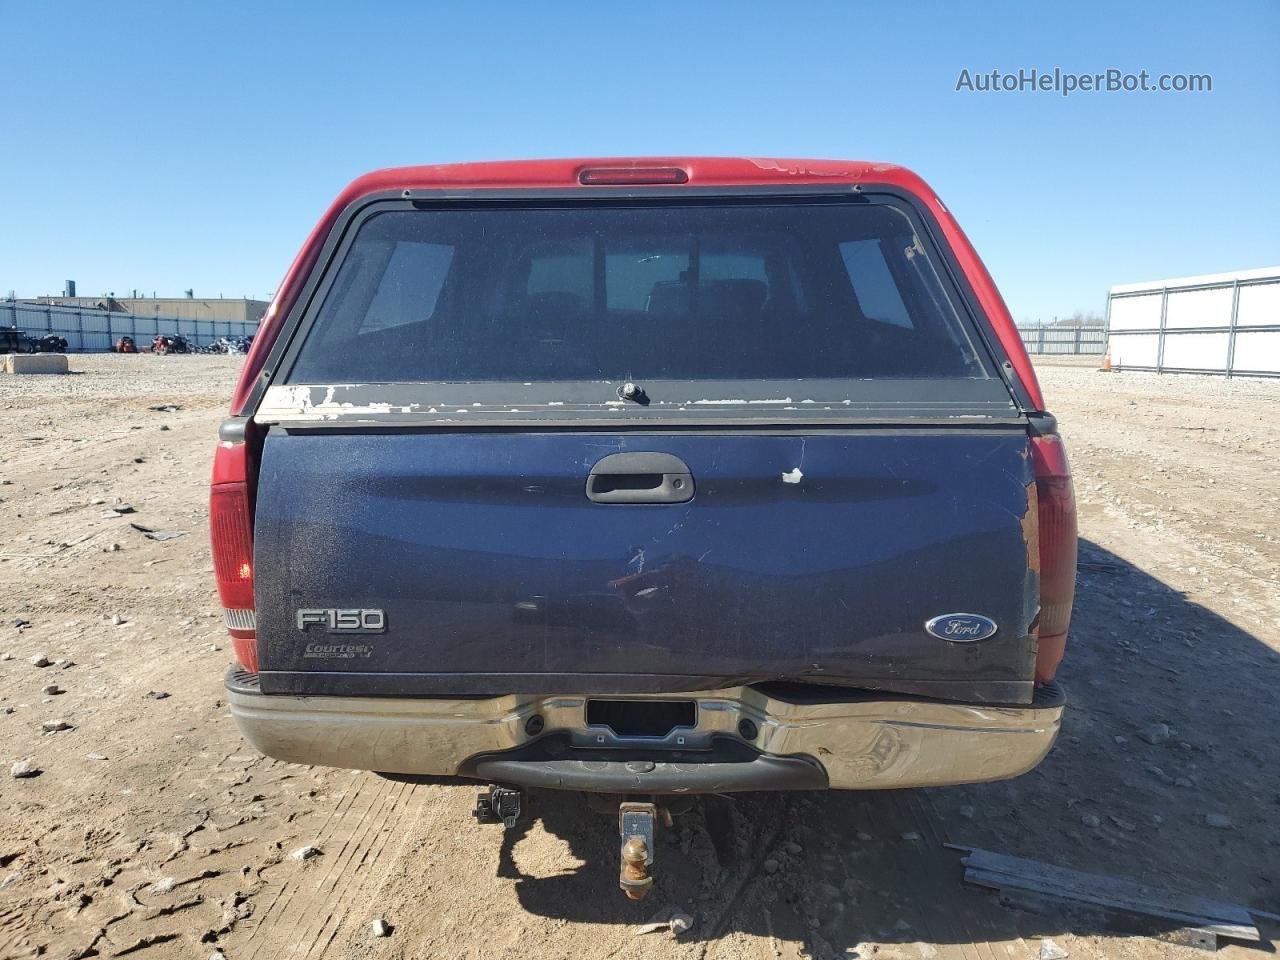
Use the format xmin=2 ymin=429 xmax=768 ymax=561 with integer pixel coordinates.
xmin=286 ymin=200 xmax=990 ymax=385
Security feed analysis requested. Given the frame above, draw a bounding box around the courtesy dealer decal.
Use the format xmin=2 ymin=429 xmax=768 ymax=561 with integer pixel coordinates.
xmin=303 ymin=642 xmax=376 ymax=660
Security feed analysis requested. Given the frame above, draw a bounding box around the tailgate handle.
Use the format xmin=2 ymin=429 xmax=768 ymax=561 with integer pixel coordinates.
xmin=586 ymin=452 xmax=694 ymax=504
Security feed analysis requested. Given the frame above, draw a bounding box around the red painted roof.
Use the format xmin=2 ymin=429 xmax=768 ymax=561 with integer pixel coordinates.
xmin=232 ymin=158 xmax=1042 ymax=412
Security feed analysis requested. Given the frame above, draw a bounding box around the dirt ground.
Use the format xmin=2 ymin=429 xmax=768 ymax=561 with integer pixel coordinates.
xmin=1 ymin=354 xmax=1277 ymax=960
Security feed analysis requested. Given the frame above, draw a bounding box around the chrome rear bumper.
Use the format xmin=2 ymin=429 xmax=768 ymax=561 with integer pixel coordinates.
xmin=226 ymin=669 xmax=1062 ymax=792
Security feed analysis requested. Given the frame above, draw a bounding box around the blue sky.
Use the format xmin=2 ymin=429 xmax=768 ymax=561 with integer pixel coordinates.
xmin=2 ymin=0 xmax=1276 ymax=322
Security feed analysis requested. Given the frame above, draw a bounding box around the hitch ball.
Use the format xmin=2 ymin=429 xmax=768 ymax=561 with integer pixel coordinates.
xmin=620 ymin=835 xmax=653 ymax=900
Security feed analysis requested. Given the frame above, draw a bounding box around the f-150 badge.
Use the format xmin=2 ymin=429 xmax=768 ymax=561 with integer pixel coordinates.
xmin=296 ymin=608 xmax=386 ymax=633
xmin=924 ymin=613 xmax=997 ymax=642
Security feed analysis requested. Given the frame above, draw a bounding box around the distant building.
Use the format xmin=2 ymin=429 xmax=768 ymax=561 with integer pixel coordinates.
xmin=22 ymin=295 xmax=269 ymax=324
xmin=1107 ymin=265 xmax=1280 ymax=377
xmin=115 ymin=297 xmax=268 ymax=323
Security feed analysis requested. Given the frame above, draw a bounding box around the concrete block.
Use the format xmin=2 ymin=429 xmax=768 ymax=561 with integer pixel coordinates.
xmin=2 ymin=353 xmax=69 ymax=374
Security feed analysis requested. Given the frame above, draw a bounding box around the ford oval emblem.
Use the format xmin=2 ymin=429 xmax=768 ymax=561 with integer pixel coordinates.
xmin=925 ymin=613 xmax=998 ymax=643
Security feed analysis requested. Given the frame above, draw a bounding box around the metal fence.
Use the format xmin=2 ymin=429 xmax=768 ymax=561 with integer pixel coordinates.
xmin=2 ymin=300 xmax=259 ymax=352
xmin=1017 ymin=324 xmax=1108 ymax=355
xmin=1107 ymin=271 xmax=1280 ymax=377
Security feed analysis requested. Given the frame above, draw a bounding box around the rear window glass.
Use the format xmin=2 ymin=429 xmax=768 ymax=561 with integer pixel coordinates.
xmin=287 ymin=200 xmax=989 ymax=384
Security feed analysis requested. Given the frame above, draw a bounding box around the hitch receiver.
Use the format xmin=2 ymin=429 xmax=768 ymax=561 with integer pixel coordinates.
xmin=473 ymin=785 xmax=524 ymax=829
xmin=618 ymin=801 xmax=657 ymax=901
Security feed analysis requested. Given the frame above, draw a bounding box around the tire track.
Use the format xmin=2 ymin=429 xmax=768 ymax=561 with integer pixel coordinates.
xmin=237 ymin=770 xmax=369 ymax=958
xmin=234 ymin=774 xmax=443 ymax=960
xmin=296 ymin=778 xmax=416 ymax=960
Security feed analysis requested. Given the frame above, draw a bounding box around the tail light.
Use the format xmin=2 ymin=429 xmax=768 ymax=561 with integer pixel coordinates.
xmin=210 ymin=438 xmax=258 ymax=672
xmin=1030 ymin=433 xmax=1078 ymax=683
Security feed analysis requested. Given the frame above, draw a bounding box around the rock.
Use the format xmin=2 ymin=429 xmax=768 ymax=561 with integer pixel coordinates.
xmin=1143 ymin=763 xmax=1173 ymax=784
xmin=86 ymin=753 xmax=108 ymax=761
xmin=958 ymin=804 xmax=975 ymax=819
xmin=210 ymin=951 xmax=227 ymax=960
xmin=145 ymin=691 xmax=170 ymax=700
xmin=11 ymin=758 xmax=40 ymax=778
xmin=13 ymin=619 xmax=30 ymax=629
xmin=55 ymin=659 xmax=73 ymax=669
xmin=1137 ymin=722 xmax=1171 ymax=745
xmin=763 ymin=858 xmax=780 ymax=874
xmin=290 ymin=845 xmax=321 ymax=861
xmin=635 ymin=908 xmax=694 ymax=936
xmin=1081 ymin=814 xmax=1101 ymax=829
xmin=130 ymin=523 xmax=186 ymax=541
xmin=816 ymin=882 xmax=842 ymax=900
xmin=42 ymin=719 xmax=73 ymax=733
xmin=1107 ymin=815 xmax=1136 ymax=832
xmin=30 ymin=654 xmax=51 ymax=668
xmin=669 ymin=911 xmax=693 ymax=934
xmin=371 ymin=918 xmax=392 ymax=937
xmin=855 ymin=831 xmax=873 ymax=842
xmin=111 ymin=615 xmax=125 ymax=626
xmin=150 ymin=877 xmax=177 ymax=893
xmin=1205 ymin=813 xmax=1232 ymax=829
xmin=1174 ymin=776 xmax=1194 ymax=788
xmin=783 ymin=841 xmax=802 ymax=854
xmin=0 ymin=652 xmax=11 ymax=661
xmin=1039 ymin=938 xmax=1070 ymax=959
xmin=41 ymin=684 xmax=62 ymax=696
xmin=901 ymin=831 xmax=920 ymax=841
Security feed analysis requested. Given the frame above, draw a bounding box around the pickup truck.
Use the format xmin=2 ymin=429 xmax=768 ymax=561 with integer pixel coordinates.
xmin=212 ymin=158 xmax=1076 ymax=897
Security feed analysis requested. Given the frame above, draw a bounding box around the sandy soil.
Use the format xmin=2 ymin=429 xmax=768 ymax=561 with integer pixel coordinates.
xmin=0 ymin=354 xmax=1277 ymax=960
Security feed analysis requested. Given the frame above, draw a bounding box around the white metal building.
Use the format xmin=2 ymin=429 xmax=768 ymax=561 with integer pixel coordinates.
xmin=1107 ymin=266 xmax=1280 ymax=377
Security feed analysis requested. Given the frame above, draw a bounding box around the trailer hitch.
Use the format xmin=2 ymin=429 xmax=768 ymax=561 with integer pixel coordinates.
xmin=473 ymin=784 xmax=524 ymax=829
xmin=476 ymin=789 xmax=668 ymax=900
xmin=618 ymin=801 xmax=659 ymax=900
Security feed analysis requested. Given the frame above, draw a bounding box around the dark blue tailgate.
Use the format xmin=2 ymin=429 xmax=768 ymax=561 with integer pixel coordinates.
xmin=253 ymin=428 xmax=1038 ymax=702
